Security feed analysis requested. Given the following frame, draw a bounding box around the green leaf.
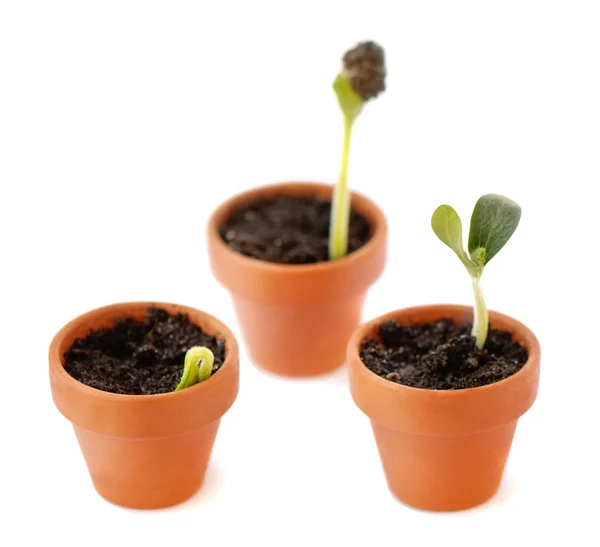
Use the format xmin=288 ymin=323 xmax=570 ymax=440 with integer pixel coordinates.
xmin=468 ymin=194 xmax=521 ymax=266
xmin=431 ymin=205 xmax=464 ymax=255
xmin=333 ymin=73 xmax=363 ymax=121
xmin=431 ymin=204 xmax=475 ymax=272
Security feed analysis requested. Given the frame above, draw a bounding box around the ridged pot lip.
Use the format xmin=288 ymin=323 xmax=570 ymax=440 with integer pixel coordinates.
xmin=348 ymin=304 xmax=540 ymax=397
xmin=206 ymin=181 xmax=387 ymax=275
xmin=48 ymin=301 xmax=239 ymax=403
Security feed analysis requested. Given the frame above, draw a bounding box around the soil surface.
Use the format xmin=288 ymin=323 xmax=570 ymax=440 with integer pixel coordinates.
xmin=360 ymin=319 xmax=528 ymax=390
xmin=220 ymin=195 xmax=371 ymax=264
xmin=64 ymin=307 xmax=225 ymax=395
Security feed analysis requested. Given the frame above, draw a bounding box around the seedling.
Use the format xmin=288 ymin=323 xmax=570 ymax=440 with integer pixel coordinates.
xmin=175 ymin=346 xmax=214 ymax=391
xmin=329 ymin=41 xmax=386 ymax=260
xmin=431 ymin=194 xmax=521 ymax=349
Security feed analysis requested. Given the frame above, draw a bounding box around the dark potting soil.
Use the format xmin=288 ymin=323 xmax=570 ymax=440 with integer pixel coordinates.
xmin=360 ymin=319 xmax=528 ymax=390
xmin=63 ymin=307 xmax=225 ymax=395
xmin=220 ymin=195 xmax=372 ymax=264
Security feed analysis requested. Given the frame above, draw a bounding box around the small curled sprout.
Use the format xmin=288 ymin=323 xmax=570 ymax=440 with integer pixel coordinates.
xmin=175 ymin=346 xmax=215 ymax=391
xmin=329 ymin=41 xmax=386 ymax=260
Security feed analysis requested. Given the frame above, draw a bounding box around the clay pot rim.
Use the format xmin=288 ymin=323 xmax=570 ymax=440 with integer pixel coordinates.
xmin=349 ymin=303 xmax=540 ymax=397
xmin=48 ymin=301 xmax=239 ymax=402
xmin=207 ymin=181 xmax=387 ymax=274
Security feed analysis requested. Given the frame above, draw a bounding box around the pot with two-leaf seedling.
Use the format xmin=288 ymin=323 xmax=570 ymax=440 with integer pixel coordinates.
xmin=208 ymin=41 xmax=388 ymax=377
xmin=348 ymin=195 xmax=540 ymax=511
xmin=49 ymin=302 xmax=239 ymax=509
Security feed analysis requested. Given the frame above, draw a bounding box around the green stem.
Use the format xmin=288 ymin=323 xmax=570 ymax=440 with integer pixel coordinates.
xmin=471 ymin=275 xmax=488 ymax=350
xmin=329 ymin=115 xmax=355 ymax=259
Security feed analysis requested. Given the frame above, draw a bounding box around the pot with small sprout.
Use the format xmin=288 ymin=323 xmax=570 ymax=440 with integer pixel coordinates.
xmin=49 ymin=302 xmax=239 ymax=509
xmin=208 ymin=41 xmax=388 ymax=377
xmin=347 ymin=195 xmax=541 ymax=511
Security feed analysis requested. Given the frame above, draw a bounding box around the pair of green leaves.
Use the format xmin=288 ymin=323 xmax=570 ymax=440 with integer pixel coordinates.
xmin=431 ymin=194 xmax=521 ymax=277
xmin=175 ymin=346 xmax=214 ymax=391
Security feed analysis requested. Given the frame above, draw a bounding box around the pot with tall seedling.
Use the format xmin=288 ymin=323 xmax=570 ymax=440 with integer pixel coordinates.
xmin=49 ymin=302 xmax=239 ymax=509
xmin=208 ymin=41 xmax=388 ymax=377
xmin=347 ymin=195 xmax=540 ymax=511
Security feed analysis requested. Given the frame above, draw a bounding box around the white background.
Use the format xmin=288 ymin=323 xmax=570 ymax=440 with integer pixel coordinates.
xmin=1 ymin=1 xmax=599 ymax=545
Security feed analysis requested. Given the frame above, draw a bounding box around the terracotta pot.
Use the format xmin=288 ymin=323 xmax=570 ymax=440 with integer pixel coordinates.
xmin=348 ymin=304 xmax=540 ymax=511
xmin=207 ymin=182 xmax=387 ymax=377
xmin=49 ymin=302 xmax=239 ymax=509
